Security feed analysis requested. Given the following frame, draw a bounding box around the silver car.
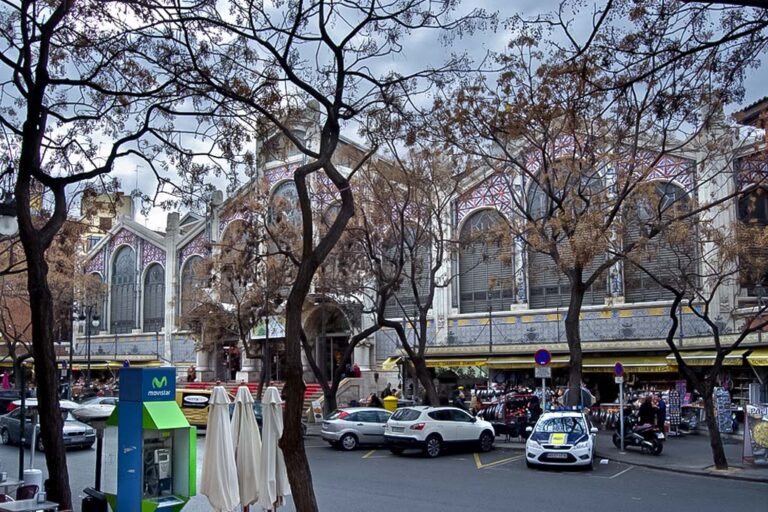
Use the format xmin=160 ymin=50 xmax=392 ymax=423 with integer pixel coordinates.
xmin=321 ymin=407 xmax=392 ymax=450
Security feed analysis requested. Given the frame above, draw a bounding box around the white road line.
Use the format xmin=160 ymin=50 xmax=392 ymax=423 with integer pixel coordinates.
xmin=610 ymin=466 xmax=634 ymax=479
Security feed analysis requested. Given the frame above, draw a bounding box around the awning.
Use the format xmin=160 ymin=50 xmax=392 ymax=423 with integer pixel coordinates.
xmin=486 ymin=355 xmax=570 ymax=369
xmin=381 ymin=357 xmax=401 ymax=371
xmin=582 ymin=356 xmax=674 ymax=373
xmin=667 ymin=350 xmax=747 ymax=367
xmin=425 ymin=358 xmax=487 ymax=368
xmin=747 ymin=348 xmax=768 ymax=367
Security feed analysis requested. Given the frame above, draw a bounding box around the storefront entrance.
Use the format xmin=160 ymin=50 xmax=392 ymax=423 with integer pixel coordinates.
xmin=304 ymin=302 xmax=351 ymax=382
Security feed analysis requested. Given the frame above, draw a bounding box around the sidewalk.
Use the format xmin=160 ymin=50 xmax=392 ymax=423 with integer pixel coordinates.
xmin=594 ymin=430 xmax=768 ymax=483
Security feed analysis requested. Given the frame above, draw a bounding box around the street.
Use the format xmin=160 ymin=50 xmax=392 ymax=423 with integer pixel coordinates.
xmin=0 ymin=432 xmax=766 ymax=511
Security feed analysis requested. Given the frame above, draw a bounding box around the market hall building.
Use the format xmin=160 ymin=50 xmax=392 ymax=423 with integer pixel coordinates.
xmin=74 ymin=103 xmax=768 ymax=409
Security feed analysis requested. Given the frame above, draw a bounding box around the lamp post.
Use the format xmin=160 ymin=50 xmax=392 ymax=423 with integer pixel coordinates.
xmin=76 ymin=305 xmax=100 ymax=388
xmin=756 ymin=284 xmax=766 ymax=344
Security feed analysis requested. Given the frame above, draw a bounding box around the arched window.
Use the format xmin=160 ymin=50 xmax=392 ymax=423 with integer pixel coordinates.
xmin=458 ymin=210 xmax=515 ymax=313
xmin=110 ymin=246 xmax=136 ymax=334
xmin=624 ymin=182 xmax=696 ymax=302
xmin=526 ymin=179 xmax=606 ymax=309
xmin=269 ymin=180 xmax=300 ymax=225
xmin=143 ymin=263 xmax=165 ymax=332
xmin=737 ymin=187 xmax=768 ymax=304
xmin=180 ymin=256 xmax=204 ymax=319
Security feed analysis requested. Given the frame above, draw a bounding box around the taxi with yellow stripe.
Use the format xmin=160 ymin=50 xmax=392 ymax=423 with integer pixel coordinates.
xmin=525 ymin=410 xmax=597 ymax=469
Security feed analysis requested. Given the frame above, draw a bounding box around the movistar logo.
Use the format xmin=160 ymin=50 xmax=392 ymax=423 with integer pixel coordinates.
xmin=152 ymin=376 xmax=168 ymax=389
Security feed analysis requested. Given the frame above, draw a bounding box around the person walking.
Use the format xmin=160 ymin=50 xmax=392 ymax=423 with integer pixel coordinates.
xmin=656 ymin=394 xmax=667 ymax=432
xmin=638 ymin=395 xmax=656 ymax=426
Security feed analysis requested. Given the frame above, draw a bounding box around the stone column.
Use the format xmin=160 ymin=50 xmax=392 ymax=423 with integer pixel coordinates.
xmin=164 ymin=213 xmax=179 ymax=364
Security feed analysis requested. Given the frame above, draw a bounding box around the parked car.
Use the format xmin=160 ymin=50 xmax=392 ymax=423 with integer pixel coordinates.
xmin=0 ymin=407 xmax=96 ymax=450
xmin=75 ymin=396 xmax=118 ymax=421
xmin=321 ymin=407 xmax=392 ymax=450
xmin=525 ymin=411 xmax=597 ymax=470
xmin=0 ymin=390 xmax=21 ymax=413
xmin=384 ymin=406 xmax=495 ymax=458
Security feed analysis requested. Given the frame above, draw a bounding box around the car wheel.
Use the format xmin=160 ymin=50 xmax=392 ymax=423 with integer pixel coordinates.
xmin=340 ymin=433 xmax=358 ymax=451
xmin=389 ymin=447 xmax=404 ymax=455
xmin=0 ymin=428 xmax=10 ymax=445
xmin=612 ymin=433 xmax=622 ymax=449
xmin=651 ymin=440 xmax=663 ymax=456
xmin=423 ymin=435 xmax=442 ymax=458
xmin=36 ymin=436 xmax=44 ymax=452
xmin=479 ymin=431 xmax=494 ymax=453
xmin=302 ymin=423 xmax=307 ymax=437
xmin=526 ymin=460 xmax=536 ymax=469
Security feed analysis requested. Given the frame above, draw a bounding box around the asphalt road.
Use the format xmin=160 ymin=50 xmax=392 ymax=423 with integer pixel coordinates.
xmin=0 ymin=432 xmax=765 ymax=511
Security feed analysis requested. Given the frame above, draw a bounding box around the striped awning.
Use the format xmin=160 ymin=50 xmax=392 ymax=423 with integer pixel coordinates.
xmin=747 ymin=348 xmax=768 ymax=367
xmin=425 ymin=358 xmax=487 ymax=368
xmin=667 ymin=350 xmax=747 ymax=367
xmin=582 ymin=355 xmax=674 ymax=373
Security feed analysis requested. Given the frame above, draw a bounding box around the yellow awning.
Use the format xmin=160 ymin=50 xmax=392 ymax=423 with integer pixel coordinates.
xmin=381 ymin=357 xmax=401 ymax=371
xmin=425 ymin=358 xmax=487 ymax=368
xmin=747 ymin=348 xmax=768 ymax=367
xmin=486 ymin=355 xmax=570 ymax=369
xmin=667 ymin=350 xmax=747 ymax=367
xmin=582 ymin=355 xmax=674 ymax=373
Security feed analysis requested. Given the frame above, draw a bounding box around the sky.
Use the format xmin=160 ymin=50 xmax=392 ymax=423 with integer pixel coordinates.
xmin=123 ymin=1 xmax=768 ymax=231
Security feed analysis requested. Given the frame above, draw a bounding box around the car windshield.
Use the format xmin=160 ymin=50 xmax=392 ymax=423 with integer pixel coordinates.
xmin=391 ymin=408 xmax=421 ymax=421
xmin=534 ymin=416 xmax=586 ymax=434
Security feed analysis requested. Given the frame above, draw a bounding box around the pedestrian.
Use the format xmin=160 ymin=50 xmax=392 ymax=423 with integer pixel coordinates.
xmin=638 ymin=395 xmax=656 ymax=425
xmin=352 ymin=363 xmax=361 ymax=378
xmin=469 ymin=391 xmax=480 ymax=415
xmin=187 ymin=365 xmax=196 ymax=383
xmin=393 ymin=386 xmax=402 ymax=398
xmin=656 ymin=393 xmax=667 ymax=431
xmin=368 ymin=392 xmax=383 ymax=408
xmin=528 ymin=396 xmax=542 ymax=424
xmin=381 ymin=382 xmax=392 ymax=398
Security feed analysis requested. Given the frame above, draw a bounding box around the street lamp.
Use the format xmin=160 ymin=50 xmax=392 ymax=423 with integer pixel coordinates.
xmin=77 ymin=305 xmax=100 ymax=388
xmin=0 ymin=164 xmax=17 ymax=237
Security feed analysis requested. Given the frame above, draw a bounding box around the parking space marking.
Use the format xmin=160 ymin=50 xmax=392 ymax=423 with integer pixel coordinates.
xmin=473 ymin=452 xmax=523 ymax=470
xmin=362 ymin=449 xmax=377 ymax=459
xmin=609 ymin=466 xmax=634 ymax=479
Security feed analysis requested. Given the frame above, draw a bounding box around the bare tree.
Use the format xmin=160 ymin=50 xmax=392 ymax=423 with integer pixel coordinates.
xmin=170 ymin=2 xmax=492 ymax=508
xmin=625 ymin=215 xmax=768 ymax=469
xmin=434 ymin=2 xmax=765 ymax=405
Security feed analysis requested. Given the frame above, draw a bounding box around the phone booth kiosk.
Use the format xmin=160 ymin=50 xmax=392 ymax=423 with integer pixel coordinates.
xmin=106 ymin=368 xmax=196 ymax=512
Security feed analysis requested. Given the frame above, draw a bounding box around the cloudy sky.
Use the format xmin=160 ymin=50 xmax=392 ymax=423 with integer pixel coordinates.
xmin=127 ymin=1 xmax=767 ymax=230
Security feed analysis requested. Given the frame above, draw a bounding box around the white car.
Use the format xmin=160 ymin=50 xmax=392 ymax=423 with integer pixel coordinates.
xmin=384 ymin=406 xmax=495 ymax=458
xmin=525 ymin=411 xmax=597 ymax=469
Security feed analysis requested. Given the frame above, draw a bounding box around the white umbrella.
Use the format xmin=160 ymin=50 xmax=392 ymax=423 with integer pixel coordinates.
xmin=257 ymin=386 xmax=291 ymax=511
xmin=200 ymin=386 xmax=240 ymax=512
xmin=232 ymin=386 xmax=262 ymax=509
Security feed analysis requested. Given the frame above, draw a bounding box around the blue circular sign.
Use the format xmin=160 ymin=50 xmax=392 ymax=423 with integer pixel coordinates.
xmin=614 ymin=362 xmax=624 ymax=376
xmin=534 ymin=349 xmax=552 ymax=366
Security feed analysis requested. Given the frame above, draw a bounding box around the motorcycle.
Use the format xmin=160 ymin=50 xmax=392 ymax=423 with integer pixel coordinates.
xmin=612 ymin=415 xmax=664 ymax=455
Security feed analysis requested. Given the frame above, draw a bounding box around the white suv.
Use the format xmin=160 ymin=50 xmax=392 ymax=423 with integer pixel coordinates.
xmin=384 ymin=406 xmax=495 ymax=457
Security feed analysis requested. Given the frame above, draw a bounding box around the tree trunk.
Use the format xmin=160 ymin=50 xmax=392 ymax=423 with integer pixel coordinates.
xmin=24 ymin=250 xmax=72 ymax=509
xmin=564 ymin=281 xmax=586 ymax=407
xmin=279 ymin=264 xmax=319 ymax=511
xmin=257 ymin=336 xmax=270 ymax=401
xmin=701 ymin=382 xmax=728 ymax=470
xmin=411 ymin=356 xmax=438 ymax=405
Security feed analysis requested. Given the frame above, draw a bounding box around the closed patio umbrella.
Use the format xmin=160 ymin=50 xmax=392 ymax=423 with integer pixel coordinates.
xmin=257 ymin=386 xmax=291 ymax=511
xmin=200 ymin=386 xmax=240 ymax=512
xmin=232 ymin=385 xmax=262 ymax=510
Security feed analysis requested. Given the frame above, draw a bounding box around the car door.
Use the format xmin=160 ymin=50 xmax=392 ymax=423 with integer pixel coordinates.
xmin=427 ymin=410 xmax=456 ymax=441
xmin=449 ymin=409 xmax=478 ymax=441
xmin=354 ymin=410 xmax=387 ymax=444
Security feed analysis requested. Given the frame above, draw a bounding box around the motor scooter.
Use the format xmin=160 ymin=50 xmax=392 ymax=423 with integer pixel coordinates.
xmin=612 ymin=414 xmax=664 ymax=455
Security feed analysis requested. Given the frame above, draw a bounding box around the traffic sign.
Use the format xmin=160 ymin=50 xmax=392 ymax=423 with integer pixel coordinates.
xmin=535 ymin=366 xmax=552 ymax=379
xmin=534 ymin=349 xmax=552 ymax=366
xmin=614 ymin=362 xmax=624 ymax=377
xmin=615 ymin=376 xmax=624 ymax=384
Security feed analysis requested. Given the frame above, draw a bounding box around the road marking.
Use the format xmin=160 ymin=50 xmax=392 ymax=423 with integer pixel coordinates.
xmin=610 ymin=466 xmax=634 ymax=479
xmin=362 ymin=449 xmax=377 ymax=459
xmin=474 ymin=452 xmax=523 ymax=469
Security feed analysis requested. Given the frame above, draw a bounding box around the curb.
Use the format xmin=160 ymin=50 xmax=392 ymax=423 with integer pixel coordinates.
xmin=596 ymin=452 xmax=768 ymax=484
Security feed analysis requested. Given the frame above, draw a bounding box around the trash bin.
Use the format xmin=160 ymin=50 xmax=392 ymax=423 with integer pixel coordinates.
xmin=82 ymin=487 xmax=108 ymax=512
xmin=383 ymin=395 xmax=399 ymax=412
